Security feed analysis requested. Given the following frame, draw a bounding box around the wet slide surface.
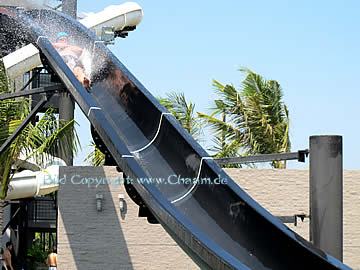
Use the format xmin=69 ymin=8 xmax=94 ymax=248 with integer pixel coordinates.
xmin=1 ymin=8 xmax=351 ymax=270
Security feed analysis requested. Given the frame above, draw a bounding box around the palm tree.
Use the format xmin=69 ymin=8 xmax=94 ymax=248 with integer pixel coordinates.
xmin=0 ymin=61 xmax=80 ymax=198
xmin=199 ymin=68 xmax=290 ymax=168
xmin=159 ymin=92 xmax=202 ymax=141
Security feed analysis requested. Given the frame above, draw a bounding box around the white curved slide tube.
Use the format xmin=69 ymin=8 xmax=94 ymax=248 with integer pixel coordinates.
xmin=2 ymin=43 xmax=41 ymax=80
xmin=0 ymin=0 xmax=47 ymax=8
xmin=6 ymin=165 xmax=60 ymax=200
xmin=80 ymin=2 xmax=143 ymax=36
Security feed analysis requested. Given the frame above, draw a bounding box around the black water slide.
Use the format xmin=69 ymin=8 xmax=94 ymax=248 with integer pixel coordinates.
xmin=1 ymin=8 xmax=351 ymax=270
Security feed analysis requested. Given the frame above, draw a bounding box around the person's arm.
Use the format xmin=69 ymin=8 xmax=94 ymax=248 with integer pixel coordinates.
xmin=8 ymin=260 xmax=14 ymax=270
xmin=52 ymin=42 xmax=68 ymax=49
xmin=8 ymin=252 xmax=13 ymax=270
xmin=68 ymin=45 xmax=83 ymax=55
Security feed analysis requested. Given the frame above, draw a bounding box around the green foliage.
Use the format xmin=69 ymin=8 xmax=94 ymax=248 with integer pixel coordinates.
xmin=159 ymin=92 xmax=203 ymax=141
xmin=0 ymin=61 xmax=80 ymax=198
xmin=27 ymin=240 xmax=47 ymax=263
xmin=198 ymin=68 xmax=290 ymax=168
xmin=0 ymin=61 xmax=9 ymax=93
xmin=85 ymin=141 xmax=105 ymax=166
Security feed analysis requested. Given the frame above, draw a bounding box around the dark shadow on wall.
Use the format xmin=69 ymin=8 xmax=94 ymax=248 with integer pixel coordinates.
xmin=58 ymin=166 xmax=133 ymax=270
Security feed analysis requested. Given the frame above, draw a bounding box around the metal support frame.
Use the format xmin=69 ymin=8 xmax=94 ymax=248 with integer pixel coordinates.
xmin=58 ymin=0 xmax=77 ymax=166
xmin=277 ymin=214 xmax=309 ymax=226
xmin=215 ymin=149 xmax=309 ymax=166
xmin=114 ymin=26 xmax=137 ymax=39
xmin=2 ymin=207 xmax=21 ymax=235
xmin=17 ymin=69 xmax=41 ymax=93
xmin=0 ymin=94 xmax=50 ymax=156
xmin=0 ymin=84 xmax=64 ymax=101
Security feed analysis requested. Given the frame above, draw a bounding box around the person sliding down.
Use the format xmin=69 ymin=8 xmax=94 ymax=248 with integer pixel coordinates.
xmin=52 ymin=32 xmax=90 ymax=89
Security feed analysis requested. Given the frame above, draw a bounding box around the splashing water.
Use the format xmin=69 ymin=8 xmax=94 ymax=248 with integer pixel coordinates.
xmin=79 ymin=49 xmax=93 ymax=79
xmin=2 ymin=7 xmax=111 ymax=88
xmin=0 ymin=0 xmax=50 ymax=9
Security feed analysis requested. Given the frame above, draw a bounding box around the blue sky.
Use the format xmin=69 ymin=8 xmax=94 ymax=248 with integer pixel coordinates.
xmin=74 ymin=0 xmax=360 ymax=169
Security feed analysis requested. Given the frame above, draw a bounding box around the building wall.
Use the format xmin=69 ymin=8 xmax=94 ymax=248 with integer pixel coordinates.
xmin=58 ymin=167 xmax=360 ymax=269
xmin=57 ymin=166 xmax=198 ymax=270
xmin=226 ymin=169 xmax=360 ymax=269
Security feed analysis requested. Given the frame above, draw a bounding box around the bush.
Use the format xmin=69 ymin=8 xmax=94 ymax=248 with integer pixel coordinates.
xmin=27 ymin=241 xmax=47 ymax=264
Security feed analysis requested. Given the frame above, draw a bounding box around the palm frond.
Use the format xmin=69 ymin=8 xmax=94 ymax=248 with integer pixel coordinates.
xmin=159 ymin=92 xmax=203 ymax=140
xmin=85 ymin=142 xmax=105 ymax=166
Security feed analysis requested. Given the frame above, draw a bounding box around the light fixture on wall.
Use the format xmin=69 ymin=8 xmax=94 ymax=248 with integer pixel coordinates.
xmin=118 ymin=194 xmax=125 ymax=213
xmin=96 ymin=194 xmax=103 ymax=212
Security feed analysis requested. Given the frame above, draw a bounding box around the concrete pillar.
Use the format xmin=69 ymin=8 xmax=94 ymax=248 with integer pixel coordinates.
xmin=62 ymin=0 xmax=77 ymax=18
xmin=310 ymin=135 xmax=343 ymax=261
xmin=58 ymin=0 xmax=77 ymax=165
xmin=58 ymin=93 xmax=74 ymax=165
